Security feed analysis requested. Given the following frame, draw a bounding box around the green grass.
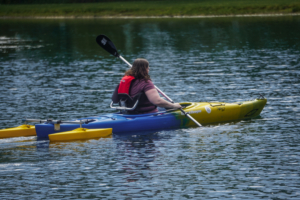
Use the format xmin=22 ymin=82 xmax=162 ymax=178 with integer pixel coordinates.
xmin=1 ymin=0 xmax=300 ymax=17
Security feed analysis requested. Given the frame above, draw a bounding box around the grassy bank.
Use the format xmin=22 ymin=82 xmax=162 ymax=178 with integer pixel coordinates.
xmin=1 ymin=0 xmax=300 ymax=18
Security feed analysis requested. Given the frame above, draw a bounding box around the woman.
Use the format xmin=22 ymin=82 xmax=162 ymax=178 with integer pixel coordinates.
xmin=112 ymin=58 xmax=181 ymax=114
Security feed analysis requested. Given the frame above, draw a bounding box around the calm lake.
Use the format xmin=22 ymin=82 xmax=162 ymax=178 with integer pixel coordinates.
xmin=0 ymin=16 xmax=300 ymax=199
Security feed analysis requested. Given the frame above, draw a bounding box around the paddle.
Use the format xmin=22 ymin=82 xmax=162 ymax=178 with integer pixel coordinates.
xmin=96 ymin=35 xmax=202 ymax=127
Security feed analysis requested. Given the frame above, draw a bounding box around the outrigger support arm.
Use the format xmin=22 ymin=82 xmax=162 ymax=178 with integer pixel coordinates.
xmin=22 ymin=119 xmax=85 ymax=128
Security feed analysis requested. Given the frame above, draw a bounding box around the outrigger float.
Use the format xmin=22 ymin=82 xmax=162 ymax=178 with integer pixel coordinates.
xmin=0 ymin=97 xmax=267 ymax=140
xmin=0 ymin=124 xmax=36 ymax=139
xmin=0 ymin=119 xmax=112 ymax=141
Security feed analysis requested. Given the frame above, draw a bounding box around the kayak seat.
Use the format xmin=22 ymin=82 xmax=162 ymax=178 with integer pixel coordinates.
xmin=110 ymin=93 xmax=142 ymax=114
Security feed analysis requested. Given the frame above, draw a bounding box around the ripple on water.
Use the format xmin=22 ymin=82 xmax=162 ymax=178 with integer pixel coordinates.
xmin=1 ymin=17 xmax=300 ymax=199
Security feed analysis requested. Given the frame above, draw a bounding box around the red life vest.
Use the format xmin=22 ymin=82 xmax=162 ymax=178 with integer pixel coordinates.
xmin=117 ymin=75 xmax=135 ymax=94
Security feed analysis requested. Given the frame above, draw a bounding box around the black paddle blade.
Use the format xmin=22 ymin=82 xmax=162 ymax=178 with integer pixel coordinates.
xmin=96 ymin=35 xmax=120 ymax=57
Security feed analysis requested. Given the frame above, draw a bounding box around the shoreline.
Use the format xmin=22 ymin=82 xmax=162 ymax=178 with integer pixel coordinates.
xmin=1 ymin=13 xmax=300 ymax=19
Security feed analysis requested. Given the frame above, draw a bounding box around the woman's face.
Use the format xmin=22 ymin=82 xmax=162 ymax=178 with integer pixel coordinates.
xmin=147 ymin=66 xmax=150 ymax=74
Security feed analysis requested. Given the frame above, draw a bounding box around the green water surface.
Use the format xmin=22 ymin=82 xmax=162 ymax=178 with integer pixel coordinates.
xmin=0 ymin=16 xmax=300 ymax=199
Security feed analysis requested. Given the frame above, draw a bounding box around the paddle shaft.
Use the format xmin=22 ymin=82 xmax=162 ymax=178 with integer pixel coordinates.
xmin=119 ymin=56 xmax=132 ymax=68
xmin=119 ymin=56 xmax=202 ymax=127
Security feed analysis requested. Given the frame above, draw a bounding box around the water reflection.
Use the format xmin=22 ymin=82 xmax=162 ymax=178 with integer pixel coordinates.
xmin=0 ymin=16 xmax=300 ymax=199
xmin=112 ymin=134 xmax=158 ymax=186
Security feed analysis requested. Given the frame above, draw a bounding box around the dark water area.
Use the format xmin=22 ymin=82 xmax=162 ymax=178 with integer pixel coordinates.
xmin=0 ymin=17 xmax=300 ymax=199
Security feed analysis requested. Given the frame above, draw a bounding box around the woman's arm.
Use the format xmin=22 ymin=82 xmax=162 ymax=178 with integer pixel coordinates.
xmin=145 ymin=89 xmax=182 ymax=109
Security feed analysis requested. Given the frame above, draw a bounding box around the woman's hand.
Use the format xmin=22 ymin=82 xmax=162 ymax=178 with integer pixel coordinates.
xmin=172 ymin=103 xmax=182 ymax=109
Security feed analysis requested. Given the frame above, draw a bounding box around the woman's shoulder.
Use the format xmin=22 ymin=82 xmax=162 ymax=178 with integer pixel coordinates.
xmin=140 ymin=79 xmax=154 ymax=86
xmin=142 ymin=79 xmax=155 ymax=91
xmin=132 ymin=79 xmax=155 ymax=91
xmin=134 ymin=78 xmax=153 ymax=84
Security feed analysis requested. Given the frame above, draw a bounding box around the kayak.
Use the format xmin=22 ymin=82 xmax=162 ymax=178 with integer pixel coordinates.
xmin=35 ymin=98 xmax=267 ymax=138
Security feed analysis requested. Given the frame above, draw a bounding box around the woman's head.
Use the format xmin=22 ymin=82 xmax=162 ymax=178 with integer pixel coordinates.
xmin=125 ymin=58 xmax=151 ymax=80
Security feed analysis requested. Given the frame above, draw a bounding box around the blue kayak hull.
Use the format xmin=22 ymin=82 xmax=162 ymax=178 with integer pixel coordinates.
xmin=35 ymin=112 xmax=182 ymax=138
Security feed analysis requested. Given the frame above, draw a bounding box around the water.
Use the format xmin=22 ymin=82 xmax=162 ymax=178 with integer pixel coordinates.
xmin=0 ymin=17 xmax=300 ymax=199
